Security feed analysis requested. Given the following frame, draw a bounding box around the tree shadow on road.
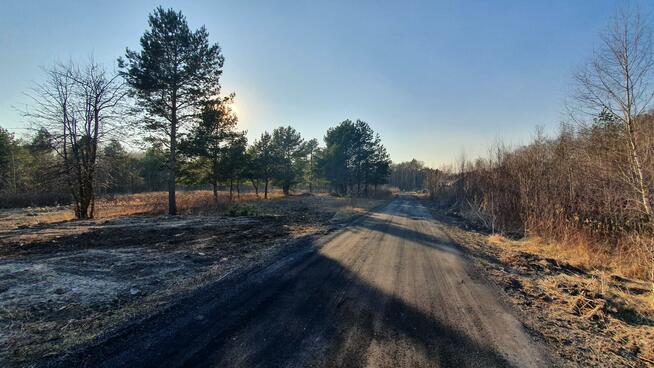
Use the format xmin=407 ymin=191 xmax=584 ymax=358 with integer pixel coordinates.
xmin=351 ymin=211 xmax=463 ymax=257
xmin=180 ymin=251 xmax=517 ymax=367
xmin=49 ymin=234 xmax=521 ymax=368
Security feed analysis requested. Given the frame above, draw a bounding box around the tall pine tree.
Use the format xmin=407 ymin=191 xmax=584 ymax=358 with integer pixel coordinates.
xmin=120 ymin=7 xmax=224 ymax=215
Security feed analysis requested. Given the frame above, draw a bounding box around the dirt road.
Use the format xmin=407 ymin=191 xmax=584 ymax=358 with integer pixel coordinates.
xmin=50 ymin=196 xmax=553 ymax=368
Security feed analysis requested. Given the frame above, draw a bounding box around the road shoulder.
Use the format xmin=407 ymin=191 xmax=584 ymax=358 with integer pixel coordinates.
xmin=421 ymin=198 xmax=654 ymax=368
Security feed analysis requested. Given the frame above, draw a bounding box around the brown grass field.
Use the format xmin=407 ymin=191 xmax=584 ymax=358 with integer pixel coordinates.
xmin=0 ymin=190 xmax=286 ymax=231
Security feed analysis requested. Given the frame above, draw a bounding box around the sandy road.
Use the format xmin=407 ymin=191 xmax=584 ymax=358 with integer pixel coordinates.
xmin=50 ymin=196 xmax=552 ymax=368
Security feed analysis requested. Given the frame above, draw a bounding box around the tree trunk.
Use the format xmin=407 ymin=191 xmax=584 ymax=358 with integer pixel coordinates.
xmin=88 ymin=177 xmax=95 ymax=219
xmin=626 ymin=117 xmax=651 ymax=218
xmin=236 ymin=179 xmax=240 ymax=199
xmin=79 ymin=186 xmax=89 ymax=219
xmin=264 ymin=178 xmax=269 ymax=199
xmin=283 ymin=183 xmax=290 ymax=196
xmin=309 ymin=153 xmax=314 ymax=193
xmin=168 ymin=135 xmax=177 ymax=216
xmin=90 ymin=193 xmax=95 ymax=219
xmin=229 ymin=178 xmax=233 ymax=202
xmin=79 ymin=174 xmax=94 ymax=220
xmin=251 ymin=179 xmax=259 ymax=197
xmin=168 ymin=98 xmax=178 ymax=216
xmin=212 ymin=157 xmax=219 ymax=203
xmin=88 ymin=107 xmax=100 ymax=219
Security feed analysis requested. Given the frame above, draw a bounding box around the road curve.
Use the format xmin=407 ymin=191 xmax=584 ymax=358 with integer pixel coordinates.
xmin=51 ymin=196 xmax=552 ymax=368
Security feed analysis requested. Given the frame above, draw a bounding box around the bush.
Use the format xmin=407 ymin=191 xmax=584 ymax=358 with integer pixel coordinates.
xmin=226 ymin=203 xmax=257 ymax=217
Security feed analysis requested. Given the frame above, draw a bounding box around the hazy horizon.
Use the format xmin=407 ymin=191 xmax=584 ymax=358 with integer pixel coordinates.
xmin=2 ymin=0 xmax=652 ymax=167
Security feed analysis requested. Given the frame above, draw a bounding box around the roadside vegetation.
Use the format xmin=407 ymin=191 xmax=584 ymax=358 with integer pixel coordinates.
xmin=423 ymin=203 xmax=654 ymax=367
xmin=389 ymin=7 xmax=654 ymax=296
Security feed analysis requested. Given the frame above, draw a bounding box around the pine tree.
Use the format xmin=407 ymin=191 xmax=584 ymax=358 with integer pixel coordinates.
xmin=271 ymin=126 xmax=309 ymax=195
xmin=250 ymin=132 xmax=275 ymax=199
xmin=120 ymin=7 xmax=224 ymax=215
xmin=181 ymin=95 xmax=238 ymax=202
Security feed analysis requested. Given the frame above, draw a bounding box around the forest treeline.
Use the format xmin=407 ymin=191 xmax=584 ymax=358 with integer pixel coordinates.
xmin=0 ymin=120 xmax=390 ymax=209
xmin=0 ymin=7 xmax=390 ymax=216
xmin=388 ymin=159 xmax=435 ymax=192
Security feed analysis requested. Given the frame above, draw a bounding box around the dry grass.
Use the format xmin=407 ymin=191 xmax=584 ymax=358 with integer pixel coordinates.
xmin=431 ymin=208 xmax=654 ymax=367
xmin=488 ymin=233 xmax=654 ymax=313
xmin=0 ymin=190 xmax=387 ymax=233
xmin=488 ymin=234 xmax=605 ymax=270
xmin=487 ymin=233 xmax=651 ymax=284
xmin=0 ymin=190 xmax=286 ymax=231
xmin=328 ymin=196 xmax=385 ymax=222
xmin=94 ymin=190 xmax=285 ymax=218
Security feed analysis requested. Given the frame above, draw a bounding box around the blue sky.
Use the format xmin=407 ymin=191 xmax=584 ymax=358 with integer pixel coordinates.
xmin=1 ymin=0 xmax=650 ymax=166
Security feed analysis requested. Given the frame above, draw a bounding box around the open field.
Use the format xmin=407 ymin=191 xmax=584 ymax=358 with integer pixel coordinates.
xmin=0 ymin=192 xmax=387 ymax=367
xmin=423 ymin=199 xmax=654 ymax=367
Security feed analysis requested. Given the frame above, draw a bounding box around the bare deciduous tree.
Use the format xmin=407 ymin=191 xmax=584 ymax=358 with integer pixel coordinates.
xmin=25 ymin=60 xmax=126 ymax=219
xmin=574 ymin=6 xmax=654 ymax=218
